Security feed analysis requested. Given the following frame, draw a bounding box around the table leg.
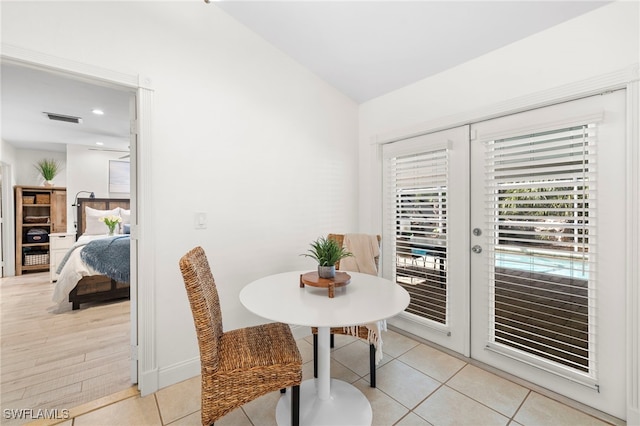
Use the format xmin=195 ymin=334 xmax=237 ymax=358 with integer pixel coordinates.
xmin=275 ymin=327 xmax=372 ymax=425
xmin=317 ymin=326 xmax=331 ymax=400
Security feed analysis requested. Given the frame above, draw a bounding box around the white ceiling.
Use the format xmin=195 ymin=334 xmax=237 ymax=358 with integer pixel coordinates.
xmin=1 ymin=63 xmax=132 ymax=153
xmin=1 ymin=1 xmax=609 ymax=152
xmin=215 ymin=1 xmax=610 ymax=102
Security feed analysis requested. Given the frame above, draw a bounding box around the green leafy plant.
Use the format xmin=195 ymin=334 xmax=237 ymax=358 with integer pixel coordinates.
xmin=34 ymin=158 xmax=61 ymax=181
xmin=301 ymin=236 xmax=353 ymax=266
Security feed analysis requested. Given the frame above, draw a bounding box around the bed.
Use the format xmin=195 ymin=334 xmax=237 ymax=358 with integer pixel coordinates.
xmin=52 ymin=198 xmax=131 ymax=311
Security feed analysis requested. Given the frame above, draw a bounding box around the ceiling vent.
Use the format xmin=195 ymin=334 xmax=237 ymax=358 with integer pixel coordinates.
xmin=43 ymin=112 xmax=83 ymax=124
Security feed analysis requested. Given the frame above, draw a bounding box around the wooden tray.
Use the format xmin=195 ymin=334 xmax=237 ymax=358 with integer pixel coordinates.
xmin=299 ymin=271 xmax=351 ymax=298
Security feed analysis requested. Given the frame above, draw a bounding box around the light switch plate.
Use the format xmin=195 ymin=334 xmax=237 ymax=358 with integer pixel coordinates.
xmin=194 ymin=212 xmax=207 ymax=229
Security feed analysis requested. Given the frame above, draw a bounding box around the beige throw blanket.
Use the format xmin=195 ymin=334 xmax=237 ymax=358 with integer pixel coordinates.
xmin=340 ymin=234 xmax=379 ymax=275
xmin=339 ymin=233 xmax=386 ymax=364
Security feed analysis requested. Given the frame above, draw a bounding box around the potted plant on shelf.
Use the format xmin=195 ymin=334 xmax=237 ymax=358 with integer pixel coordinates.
xmin=301 ymin=236 xmax=353 ymax=279
xmin=34 ymin=158 xmax=61 ymax=187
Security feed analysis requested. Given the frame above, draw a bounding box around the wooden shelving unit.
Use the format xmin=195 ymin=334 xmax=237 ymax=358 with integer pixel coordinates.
xmin=15 ymin=185 xmax=67 ymax=275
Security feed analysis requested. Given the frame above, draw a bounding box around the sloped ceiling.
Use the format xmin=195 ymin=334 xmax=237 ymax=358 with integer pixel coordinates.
xmin=1 ymin=1 xmax=610 ymax=151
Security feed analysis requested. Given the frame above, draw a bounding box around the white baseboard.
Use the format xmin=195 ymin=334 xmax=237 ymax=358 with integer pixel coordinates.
xmin=138 ymin=368 xmax=159 ymax=397
xmin=157 ymin=358 xmax=201 ymax=391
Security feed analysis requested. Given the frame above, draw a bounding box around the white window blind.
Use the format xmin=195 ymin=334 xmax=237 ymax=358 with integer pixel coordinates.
xmin=484 ymin=124 xmax=597 ymax=380
xmin=384 ymin=146 xmax=449 ymax=325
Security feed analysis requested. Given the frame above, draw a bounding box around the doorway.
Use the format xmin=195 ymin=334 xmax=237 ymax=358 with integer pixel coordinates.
xmin=383 ymin=91 xmax=627 ymax=419
xmin=0 ymin=60 xmax=140 ymax=401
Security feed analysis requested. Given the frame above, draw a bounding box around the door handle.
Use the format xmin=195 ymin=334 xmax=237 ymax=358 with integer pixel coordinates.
xmin=472 ymin=245 xmax=482 ymax=254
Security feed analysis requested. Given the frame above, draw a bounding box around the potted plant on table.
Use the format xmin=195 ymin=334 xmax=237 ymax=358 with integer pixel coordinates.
xmin=301 ymin=236 xmax=353 ymax=279
xmin=34 ymin=158 xmax=62 ymax=187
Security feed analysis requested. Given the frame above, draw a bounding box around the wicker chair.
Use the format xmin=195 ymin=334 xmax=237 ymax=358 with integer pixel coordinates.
xmin=312 ymin=233 xmax=382 ymax=387
xmin=179 ymin=246 xmax=302 ymax=426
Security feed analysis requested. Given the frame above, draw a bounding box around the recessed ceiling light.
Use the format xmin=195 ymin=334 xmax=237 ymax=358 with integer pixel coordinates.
xmin=96 ymin=142 xmax=104 ymax=146
xmin=92 ymin=109 xmax=104 ymax=115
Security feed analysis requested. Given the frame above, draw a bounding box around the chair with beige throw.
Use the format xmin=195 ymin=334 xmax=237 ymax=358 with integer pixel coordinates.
xmin=179 ymin=246 xmax=302 ymax=426
xmin=312 ymin=233 xmax=383 ymax=387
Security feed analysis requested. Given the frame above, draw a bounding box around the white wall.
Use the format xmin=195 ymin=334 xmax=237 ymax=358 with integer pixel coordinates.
xmin=66 ymin=145 xmax=130 ymax=234
xmin=12 ymin=149 xmax=66 ymax=188
xmin=1 ymin=1 xmax=358 ymax=389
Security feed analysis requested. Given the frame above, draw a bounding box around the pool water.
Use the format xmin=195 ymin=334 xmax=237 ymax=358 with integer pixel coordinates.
xmin=495 ymin=251 xmax=589 ymax=280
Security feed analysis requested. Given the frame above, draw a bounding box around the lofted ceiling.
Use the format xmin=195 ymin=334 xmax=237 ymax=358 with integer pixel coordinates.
xmin=1 ymin=1 xmax=609 ymax=152
xmin=214 ymin=1 xmax=610 ymax=103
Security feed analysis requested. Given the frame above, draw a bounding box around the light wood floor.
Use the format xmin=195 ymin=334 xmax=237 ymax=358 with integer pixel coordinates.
xmin=0 ymin=272 xmax=131 ymax=425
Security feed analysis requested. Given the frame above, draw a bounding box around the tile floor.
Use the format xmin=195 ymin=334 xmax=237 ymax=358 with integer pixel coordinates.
xmin=23 ymin=329 xmax=623 ymax=426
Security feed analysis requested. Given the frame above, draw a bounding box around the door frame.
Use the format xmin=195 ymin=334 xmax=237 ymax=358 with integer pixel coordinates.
xmin=1 ymin=44 xmax=158 ymax=396
xmin=0 ymin=162 xmax=15 ymax=277
xmin=374 ymin=65 xmax=639 ymax=422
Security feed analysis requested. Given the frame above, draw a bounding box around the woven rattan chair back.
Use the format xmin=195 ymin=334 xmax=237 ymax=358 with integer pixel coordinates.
xmin=179 ymin=246 xmax=223 ymax=371
xmin=180 ymin=246 xmax=302 ymax=425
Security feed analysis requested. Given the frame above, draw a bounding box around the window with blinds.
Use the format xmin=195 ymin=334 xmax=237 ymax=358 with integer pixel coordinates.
xmin=385 ymin=148 xmax=449 ymax=325
xmin=484 ymin=124 xmax=596 ymax=376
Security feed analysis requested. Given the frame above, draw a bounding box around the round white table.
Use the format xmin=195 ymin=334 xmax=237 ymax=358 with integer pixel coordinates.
xmin=239 ymin=271 xmax=410 ymax=426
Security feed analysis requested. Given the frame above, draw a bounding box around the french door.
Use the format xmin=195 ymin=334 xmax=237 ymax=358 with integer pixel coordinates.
xmin=382 ymin=125 xmax=470 ymax=356
xmin=470 ymin=91 xmax=626 ymax=418
xmin=384 ymin=91 xmax=627 ymax=418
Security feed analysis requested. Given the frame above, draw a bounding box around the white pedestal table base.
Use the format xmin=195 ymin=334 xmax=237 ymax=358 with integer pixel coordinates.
xmin=276 ymin=379 xmax=372 ymax=426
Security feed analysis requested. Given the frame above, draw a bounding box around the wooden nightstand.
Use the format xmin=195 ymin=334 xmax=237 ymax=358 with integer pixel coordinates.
xmin=49 ymin=233 xmax=75 ymax=283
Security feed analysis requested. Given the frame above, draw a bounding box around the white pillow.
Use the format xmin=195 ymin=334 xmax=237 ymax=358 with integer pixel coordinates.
xmin=119 ymin=208 xmax=131 ymax=224
xmin=84 ymin=207 xmax=121 ymax=235
xmin=118 ymin=208 xmax=131 ymax=234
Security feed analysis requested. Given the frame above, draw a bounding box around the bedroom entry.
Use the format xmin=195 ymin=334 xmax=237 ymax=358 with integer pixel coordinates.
xmin=383 ymin=90 xmax=627 ymax=419
xmin=2 ymin=59 xmax=140 ymax=388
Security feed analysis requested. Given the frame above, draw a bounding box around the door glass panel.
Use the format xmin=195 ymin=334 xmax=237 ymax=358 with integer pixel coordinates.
xmin=485 ymin=124 xmax=595 ymax=374
xmin=388 ymin=149 xmax=448 ymax=324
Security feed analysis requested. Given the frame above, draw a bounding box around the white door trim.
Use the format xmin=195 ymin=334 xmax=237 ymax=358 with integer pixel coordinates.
xmin=625 ymin=80 xmax=640 ymax=425
xmin=1 ymin=43 xmax=158 ymax=396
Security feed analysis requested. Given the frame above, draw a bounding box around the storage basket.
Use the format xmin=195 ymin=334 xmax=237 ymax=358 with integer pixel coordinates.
xmin=26 ymin=228 xmax=49 ymax=243
xmin=24 ymin=251 xmax=49 ymax=266
xmin=22 ymin=196 xmax=35 ymax=204
xmin=24 ymin=216 xmax=50 ymax=224
xmin=35 ymin=194 xmax=51 ymax=204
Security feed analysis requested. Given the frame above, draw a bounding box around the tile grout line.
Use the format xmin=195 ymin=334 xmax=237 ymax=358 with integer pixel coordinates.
xmin=509 ymin=389 xmax=532 ymax=425
xmin=153 ymin=393 xmax=165 ymax=425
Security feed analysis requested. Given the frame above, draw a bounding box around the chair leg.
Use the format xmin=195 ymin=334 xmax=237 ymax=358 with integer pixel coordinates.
xmin=313 ymin=333 xmax=318 ymax=378
xmin=330 ymin=333 xmax=334 ymax=348
xmin=369 ymin=344 xmax=376 ymax=388
xmin=291 ymin=384 xmax=300 ymax=426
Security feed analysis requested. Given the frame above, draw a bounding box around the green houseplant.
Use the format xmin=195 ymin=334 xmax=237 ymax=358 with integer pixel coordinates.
xmin=34 ymin=158 xmax=61 ymax=186
xmin=302 ymin=236 xmax=353 ymax=278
